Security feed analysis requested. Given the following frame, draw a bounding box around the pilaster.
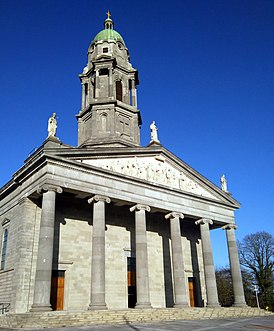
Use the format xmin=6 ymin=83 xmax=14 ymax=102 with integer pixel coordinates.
xmin=12 ymin=197 xmax=37 ymax=313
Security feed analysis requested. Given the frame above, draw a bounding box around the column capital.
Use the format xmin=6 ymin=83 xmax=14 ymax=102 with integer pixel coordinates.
xmin=37 ymin=185 xmax=62 ymax=195
xmin=165 ymin=212 xmax=184 ymax=220
xmin=195 ymin=218 xmax=213 ymax=226
xmin=88 ymin=195 xmax=111 ymax=204
xmin=222 ymin=223 xmax=238 ymax=231
xmin=129 ymin=204 xmax=150 ymax=213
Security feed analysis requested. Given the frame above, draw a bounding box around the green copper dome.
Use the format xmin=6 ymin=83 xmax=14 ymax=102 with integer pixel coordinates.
xmin=92 ymin=28 xmax=125 ymax=46
xmin=91 ymin=15 xmax=126 ymax=46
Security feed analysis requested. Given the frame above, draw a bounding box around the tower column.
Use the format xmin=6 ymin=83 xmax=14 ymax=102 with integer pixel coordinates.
xmin=81 ymin=82 xmax=86 ymax=109
xmin=95 ymin=69 xmax=99 ymax=99
xmin=31 ymin=185 xmax=62 ymax=312
xmin=109 ymin=67 xmax=113 ymax=98
xmin=130 ymin=204 xmax=152 ymax=308
xmin=222 ymin=223 xmax=247 ymax=307
xmin=88 ymin=195 xmax=111 ymax=310
xmin=131 ymin=78 xmax=137 ymax=107
xmin=165 ymin=212 xmax=189 ymax=307
xmin=195 ymin=218 xmax=220 ymax=307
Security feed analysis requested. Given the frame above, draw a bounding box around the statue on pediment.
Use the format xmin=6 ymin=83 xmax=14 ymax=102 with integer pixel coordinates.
xmin=150 ymin=121 xmax=160 ymax=143
xmin=221 ymin=174 xmax=228 ymax=192
xmin=47 ymin=113 xmax=57 ymax=138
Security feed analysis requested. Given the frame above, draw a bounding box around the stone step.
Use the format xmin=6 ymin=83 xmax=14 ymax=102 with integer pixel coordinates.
xmin=0 ymin=307 xmax=273 ymax=329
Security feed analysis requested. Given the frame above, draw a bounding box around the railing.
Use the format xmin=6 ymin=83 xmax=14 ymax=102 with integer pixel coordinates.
xmin=0 ymin=303 xmax=10 ymax=314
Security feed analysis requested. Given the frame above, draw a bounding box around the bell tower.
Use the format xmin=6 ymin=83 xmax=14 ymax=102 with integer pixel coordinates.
xmin=77 ymin=13 xmax=141 ymax=148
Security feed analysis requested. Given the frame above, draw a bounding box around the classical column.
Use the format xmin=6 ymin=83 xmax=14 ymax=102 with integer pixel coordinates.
xmin=222 ymin=223 xmax=247 ymax=307
xmin=131 ymin=79 xmax=137 ymax=107
xmin=109 ymin=67 xmax=113 ymax=98
xmin=81 ymin=82 xmax=86 ymax=109
xmin=95 ymin=69 xmax=99 ymax=99
xmin=31 ymin=185 xmax=62 ymax=312
xmin=88 ymin=195 xmax=111 ymax=310
xmin=165 ymin=212 xmax=189 ymax=307
xmin=195 ymin=218 xmax=220 ymax=307
xmin=130 ymin=204 xmax=152 ymax=308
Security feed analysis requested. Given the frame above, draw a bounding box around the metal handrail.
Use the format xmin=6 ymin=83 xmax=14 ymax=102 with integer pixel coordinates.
xmin=0 ymin=303 xmax=10 ymax=314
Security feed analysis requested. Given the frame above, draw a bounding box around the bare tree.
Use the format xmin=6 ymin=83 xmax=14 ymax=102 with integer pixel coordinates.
xmin=238 ymin=231 xmax=274 ymax=310
xmin=215 ymin=267 xmax=234 ymax=307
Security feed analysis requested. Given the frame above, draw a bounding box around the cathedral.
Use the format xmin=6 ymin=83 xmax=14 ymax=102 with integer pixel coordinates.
xmin=0 ymin=14 xmax=247 ymax=313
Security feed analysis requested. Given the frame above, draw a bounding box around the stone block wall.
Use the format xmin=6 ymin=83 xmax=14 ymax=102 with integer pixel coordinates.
xmin=55 ymin=200 xmax=205 ymax=310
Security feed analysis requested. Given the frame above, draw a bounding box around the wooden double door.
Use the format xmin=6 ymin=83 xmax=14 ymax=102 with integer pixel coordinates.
xmin=127 ymin=257 xmax=137 ymax=308
xmin=50 ymin=270 xmax=65 ymax=310
xmin=188 ymin=277 xmax=197 ymax=307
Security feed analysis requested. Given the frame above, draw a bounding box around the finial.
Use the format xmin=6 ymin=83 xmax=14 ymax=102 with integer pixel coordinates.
xmin=104 ymin=10 xmax=113 ymax=30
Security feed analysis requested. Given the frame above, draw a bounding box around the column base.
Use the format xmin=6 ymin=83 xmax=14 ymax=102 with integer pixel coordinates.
xmin=173 ymin=303 xmax=189 ymax=308
xmin=88 ymin=303 xmax=108 ymax=310
xmin=30 ymin=304 xmax=53 ymax=312
xmin=206 ymin=303 xmax=221 ymax=308
xmin=233 ymin=302 xmax=248 ymax=308
xmin=135 ymin=302 xmax=152 ymax=309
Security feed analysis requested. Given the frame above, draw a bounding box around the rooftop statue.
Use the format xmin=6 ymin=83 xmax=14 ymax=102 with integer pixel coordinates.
xmin=221 ymin=174 xmax=228 ymax=192
xmin=47 ymin=113 xmax=57 ymax=138
xmin=150 ymin=121 xmax=160 ymax=144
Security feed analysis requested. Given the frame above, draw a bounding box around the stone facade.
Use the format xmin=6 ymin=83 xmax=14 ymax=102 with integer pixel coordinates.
xmin=0 ymin=15 xmax=246 ymax=314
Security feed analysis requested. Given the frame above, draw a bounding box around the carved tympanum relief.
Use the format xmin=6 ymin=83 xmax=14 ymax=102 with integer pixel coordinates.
xmin=82 ymin=156 xmax=217 ymax=199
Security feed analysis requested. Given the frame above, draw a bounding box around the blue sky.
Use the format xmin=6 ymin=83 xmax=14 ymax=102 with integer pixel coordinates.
xmin=1 ymin=0 xmax=274 ymax=267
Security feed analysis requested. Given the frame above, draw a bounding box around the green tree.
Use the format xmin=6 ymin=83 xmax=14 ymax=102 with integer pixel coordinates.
xmin=238 ymin=231 xmax=274 ymax=311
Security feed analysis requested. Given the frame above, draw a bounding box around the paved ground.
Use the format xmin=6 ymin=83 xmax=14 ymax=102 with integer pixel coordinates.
xmin=1 ymin=316 xmax=274 ymax=331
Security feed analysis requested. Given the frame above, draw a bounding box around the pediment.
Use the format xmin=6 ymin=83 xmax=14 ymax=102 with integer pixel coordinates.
xmin=79 ymin=154 xmax=221 ymax=201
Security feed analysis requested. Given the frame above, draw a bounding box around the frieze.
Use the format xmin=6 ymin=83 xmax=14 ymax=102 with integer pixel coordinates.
xmin=83 ymin=156 xmax=217 ymax=199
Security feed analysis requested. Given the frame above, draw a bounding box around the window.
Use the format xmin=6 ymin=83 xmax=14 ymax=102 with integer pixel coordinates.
xmin=116 ymin=81 xmax=123 ymax=101
xmin=103 ymin=47 xmax=108 ymax=53
xmin=1 ymin=229 xmax=8 ymax=271
xmin=99 ymin=68 xmax=109 ymax=76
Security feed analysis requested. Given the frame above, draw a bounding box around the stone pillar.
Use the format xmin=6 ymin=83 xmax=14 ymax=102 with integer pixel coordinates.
xmin=12 ymin=197 xmax=37 ymax=312
xmin=131 ymin=79 xmax=137 ymax=107
xmin=130 ymin=204 xmax=152 ymax=308
xmin=195 ymin=218 xmax=220 ymax=307
xmin=81 ymin=82 xmax=86 ymax=109
xmin=88 ymin=195 xmax=111 ymax=310
xmin=95 ymin=69 xmax=99 ymax=99
xmin=31 ymin=185 xmax=62 ymax=312
xmin=109 ymin=67 xmax=113 ymax=98
xmin=222 ymin=223 xmax=247 ymax=307
xmin=165 ymin=212 xmax=189 ymax=307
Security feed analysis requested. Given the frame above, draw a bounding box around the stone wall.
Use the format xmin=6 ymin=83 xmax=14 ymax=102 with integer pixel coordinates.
xmin=55 ymin=199 xmax=205 ymax=310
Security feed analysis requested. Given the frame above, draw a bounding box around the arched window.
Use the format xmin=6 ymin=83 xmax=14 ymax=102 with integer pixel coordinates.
xmin=1 ymin=229 xmax=8 ymax=271
xmin=116 ymin=81 xmax=123 ymax=101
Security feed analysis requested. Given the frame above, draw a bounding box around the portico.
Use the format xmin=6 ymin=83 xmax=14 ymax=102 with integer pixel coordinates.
xmin=25 ymin=150 xmax=245 ymax=311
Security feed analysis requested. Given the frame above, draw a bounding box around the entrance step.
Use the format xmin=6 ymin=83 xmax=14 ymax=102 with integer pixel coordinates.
xmin=0 ymin=307 xmax=273 ymax=329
